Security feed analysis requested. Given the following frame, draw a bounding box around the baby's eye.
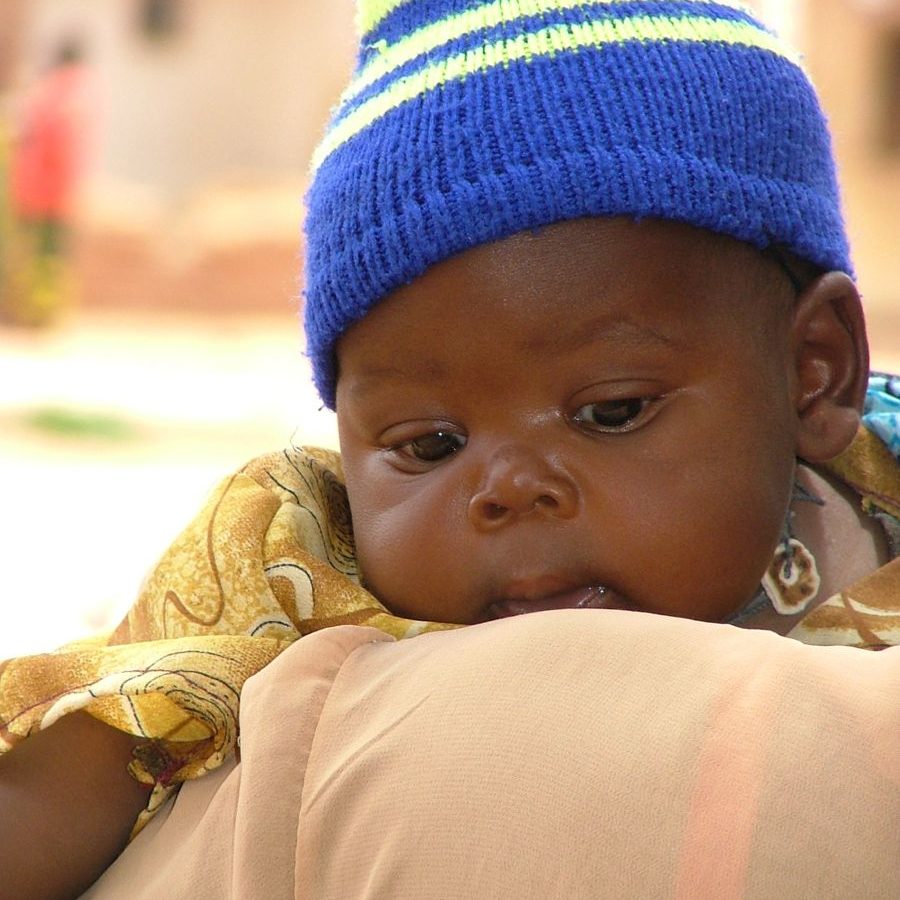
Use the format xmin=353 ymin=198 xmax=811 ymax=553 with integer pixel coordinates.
xmin=396 ymin=431 xmax=467 ymax=463
xmin=572 ymin=398 xmax=651 ymax=433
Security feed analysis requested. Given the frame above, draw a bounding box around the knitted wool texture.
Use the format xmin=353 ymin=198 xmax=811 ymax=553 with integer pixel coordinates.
xmin=304 ymin=0 xmax=851 ymax=408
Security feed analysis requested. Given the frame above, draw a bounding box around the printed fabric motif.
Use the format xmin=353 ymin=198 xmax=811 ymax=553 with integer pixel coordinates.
xmin=864 ymin=373 xmax=900 ymax=462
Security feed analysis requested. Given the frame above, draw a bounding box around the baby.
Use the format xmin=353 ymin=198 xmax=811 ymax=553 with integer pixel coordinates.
xmin=302 ymin=0 xmax=893 ymax=636
xmin=2 ymin=1 xmax=898 ymax=896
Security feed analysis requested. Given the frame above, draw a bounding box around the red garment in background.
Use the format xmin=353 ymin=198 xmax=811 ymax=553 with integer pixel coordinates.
xmin=10 ymin=64 xmax=89 ymax=221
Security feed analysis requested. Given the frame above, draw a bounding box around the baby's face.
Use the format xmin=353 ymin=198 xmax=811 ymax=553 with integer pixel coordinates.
xmin=335 ymin=217 xmax=799 ymax=625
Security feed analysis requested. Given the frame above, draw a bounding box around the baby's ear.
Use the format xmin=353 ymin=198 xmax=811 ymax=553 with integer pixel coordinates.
xmin=790 ymin=272 xmax=869 ymax=463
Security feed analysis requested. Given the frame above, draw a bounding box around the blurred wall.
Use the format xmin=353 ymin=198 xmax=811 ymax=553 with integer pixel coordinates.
xmin=804 ymin=0 xmax=900 ymax=317
xmin=9 ymin=0 xmax=356 ymax=314
xmin=0 ymin=0 xmax=28 ymax=90
xmin=18 ymin=0 xmax=355 ymax=198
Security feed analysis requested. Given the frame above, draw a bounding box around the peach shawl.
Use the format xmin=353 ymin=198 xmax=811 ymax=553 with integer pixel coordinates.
xmin=84 ymin=613 xmax=899 ymax=898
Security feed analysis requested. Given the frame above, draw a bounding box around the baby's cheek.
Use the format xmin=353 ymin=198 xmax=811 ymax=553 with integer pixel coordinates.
xmin=690 ymin=499 xmax=784 ymax=617
xmin=353 ymin=505 xmax=439 ymax=609
xmin=622 ymin=474 xmax=785 ymax=620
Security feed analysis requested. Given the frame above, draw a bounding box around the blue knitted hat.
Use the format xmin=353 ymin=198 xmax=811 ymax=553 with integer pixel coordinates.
xmin=304 ymin=0 xmax=851 ymax=408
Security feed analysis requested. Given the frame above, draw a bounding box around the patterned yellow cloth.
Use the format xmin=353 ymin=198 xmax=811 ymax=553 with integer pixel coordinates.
xmin=1 ymin=434 xmax=897 ymax=833
xmin=822 ymin=424 xmax=900 ymax=520
xmin=0 ymin=447 xmax=454 ymax=829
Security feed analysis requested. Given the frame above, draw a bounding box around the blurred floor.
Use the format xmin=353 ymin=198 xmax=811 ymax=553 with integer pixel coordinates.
xmin=1 ymin=305 xmax=897 ymax=661
xmin=0 ymin=309 xmax=337 ymax=659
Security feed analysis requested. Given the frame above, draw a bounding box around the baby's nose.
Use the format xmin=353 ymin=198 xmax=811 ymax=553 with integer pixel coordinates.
xmin=467 ymin=445 xmax=579 ymax=530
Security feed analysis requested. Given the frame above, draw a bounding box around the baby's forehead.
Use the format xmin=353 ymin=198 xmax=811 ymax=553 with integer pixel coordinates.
xmin=433 ymin=217 xmax=768 ymax=278
xmin=392 ymin=217 xmax=784 ymax=317
xmin=336 ymin=217 xmax=792 ymax=382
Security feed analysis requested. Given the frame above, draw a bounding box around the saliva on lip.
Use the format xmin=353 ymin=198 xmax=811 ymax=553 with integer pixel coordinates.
xmin=576 ymin=586 xmax=609 ymax=609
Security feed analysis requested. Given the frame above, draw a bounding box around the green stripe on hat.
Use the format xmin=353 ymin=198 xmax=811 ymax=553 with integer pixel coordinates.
xmin=347 ymin=0 xmax=760 ymax=108
xmin=312 ymin=12 xmax=801 ymax=172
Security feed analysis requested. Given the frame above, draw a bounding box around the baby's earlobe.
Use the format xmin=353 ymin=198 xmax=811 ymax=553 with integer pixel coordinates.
xmin=791 ymin=272 xmax=869 ymax=463
xmin=795 ymin=404 xmax=862 ymax=464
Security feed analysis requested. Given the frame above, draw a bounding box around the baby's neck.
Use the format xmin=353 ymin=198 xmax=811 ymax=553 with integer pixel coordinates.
xmin=743 ymin=464 xmax=890 ymax=635
xmin=794 ymin=463 xmax=889 ymax=594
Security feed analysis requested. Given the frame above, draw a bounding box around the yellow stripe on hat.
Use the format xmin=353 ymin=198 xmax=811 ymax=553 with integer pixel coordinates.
xmin=348 ymin=0 xmax=760 ymax=107
xmin=312 ymin=14 xmax=800 ymax=173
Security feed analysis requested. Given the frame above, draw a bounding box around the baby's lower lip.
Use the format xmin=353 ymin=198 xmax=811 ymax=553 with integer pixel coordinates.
xmin=484 ymin=585 xmax=627 ymax=620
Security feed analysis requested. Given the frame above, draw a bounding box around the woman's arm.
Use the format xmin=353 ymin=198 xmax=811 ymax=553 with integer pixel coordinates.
xmin=0 ymin=711 xmax=152 ymax=900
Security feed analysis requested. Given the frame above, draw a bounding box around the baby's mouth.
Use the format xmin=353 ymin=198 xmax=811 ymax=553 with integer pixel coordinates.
xmin=482 ymin=584 xmax=627 ymax=621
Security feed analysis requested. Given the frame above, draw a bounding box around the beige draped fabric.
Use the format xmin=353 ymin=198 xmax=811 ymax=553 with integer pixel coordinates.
xmin=83 ymin=613 xmax=900 ymax=898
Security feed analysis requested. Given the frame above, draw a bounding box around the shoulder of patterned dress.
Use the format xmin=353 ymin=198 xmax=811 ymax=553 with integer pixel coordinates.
xmin=788 ymin=557 xmax=900 ymax=649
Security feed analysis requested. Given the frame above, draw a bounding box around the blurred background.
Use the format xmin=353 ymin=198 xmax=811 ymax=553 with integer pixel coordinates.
xmin=1 ymin=0 xmax=898 ymax=658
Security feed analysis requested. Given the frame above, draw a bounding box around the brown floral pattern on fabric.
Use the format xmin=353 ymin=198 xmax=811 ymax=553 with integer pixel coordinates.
xmin=823 ymin=426 xmax=900 ymax=520
xmin=788 ymin=558 xmax=900 ymax=649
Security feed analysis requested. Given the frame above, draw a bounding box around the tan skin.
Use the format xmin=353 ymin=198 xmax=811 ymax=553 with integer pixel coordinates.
xmin=0 ymin=711 xmax=152 ymax=899
xmin=0 ymin=217 xmax=882 ymax=895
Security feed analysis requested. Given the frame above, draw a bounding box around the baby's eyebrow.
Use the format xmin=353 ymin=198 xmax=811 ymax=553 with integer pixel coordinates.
xmin=344 ymin=360 xmax=449 ymax=398
xmin=344 ymin=318 xmax=679 ymax=400
xmin=523 ymin=317 xmax=679 ymax=355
